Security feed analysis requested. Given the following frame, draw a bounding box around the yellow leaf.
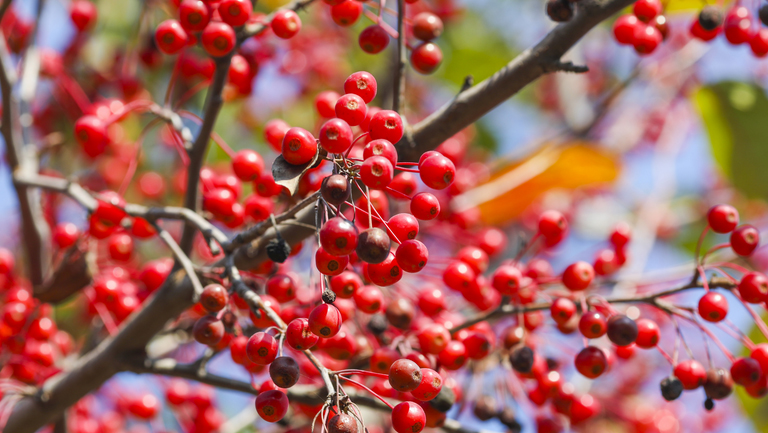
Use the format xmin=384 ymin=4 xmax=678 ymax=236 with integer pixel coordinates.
xmin=452 ymin=143 xmax=620 ymax=226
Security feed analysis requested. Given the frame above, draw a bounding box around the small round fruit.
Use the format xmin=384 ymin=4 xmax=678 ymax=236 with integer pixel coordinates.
xmin=698 ymin=291 xmax=728 ymax=322
xmin=389 ymin=359 xmax=423 ymax=392
xmin=255 ymin=390 xmax=289 ymax=422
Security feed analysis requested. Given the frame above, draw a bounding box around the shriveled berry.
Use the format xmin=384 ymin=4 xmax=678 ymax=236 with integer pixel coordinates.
xmin=660 ymin=376 xmax=683 ymax=401
xmin=606 ymin=314 xmax=638 ymax=347
xmin=269 ymin=356 xmax=300 ymax=388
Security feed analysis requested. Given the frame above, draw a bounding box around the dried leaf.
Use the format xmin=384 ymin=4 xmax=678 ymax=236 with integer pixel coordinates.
xmin=272 ymin=147 xmax=323 ymax=196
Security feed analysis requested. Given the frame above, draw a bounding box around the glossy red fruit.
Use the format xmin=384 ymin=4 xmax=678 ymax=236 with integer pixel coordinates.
xmin=579 ymin=311 xmax=607 ymax=338
xmin=751 ymin=28 xmax=768 ymax=57
xmin=108 ymin=233 xmax=133 ymax=262
xmin=250 ymin=295 xmax=281 ymax=328
xmin=271 ymin=10 xmax=302 ymax=39
xmin=392 ymin=401 xmax=426 ymax=433
xmin=610 ymin=222 xmax=632 ymax=249
xmin=75 ymin=115 xmax=109 ymax=157
xmin=419 ymin=154 xmax=455 ymax=190
xmin=634 ymin=318 xmax=660 ymax=348
xmin=438 ymin=340 xmax=467 ymax=370
xmin=318 ymin=118 xmax=354 ymax=154
xmin=201 ymin=22 xmax=236 ymax=57
xmin=690 ymin=19 xmax=720 ymax=41
xmin=538 ymin=210 xmax=568 ymax=239
xmin=282 ymin=127 xmax=317 ymax=165
xmin=320 ymin=217 xmax=358 ymax=256
xmin=232 ymin=150 xmax=264 ymax=181
xmin=389 ymin=359 xmax=422 ymax=392
xmin=698 ymin=291 xmax=728 ymax=322
xmin=244 ymin=194 xmax=273 ymax=222
xmin=410 ymin=43 xmax=442 ymax=74
xmin=731 ymin=225 xmax=760 ymax=256
xmin=412 ymin=12 xmax=443 ymax=41
xmin=363 ymin=139 xmax=398 ymax=167
xmin=359 ymin=25 xmax=390 ymax=53
xmin=155 ymin=20 xmax=189 ymax=54
xmin=361 ymin=156 xmax=394 ymax=189
xmin=53 ymin=222 xmax=80 ymax=249
xmin=574 ymin=346 xmax=607 ymax=379
xmin=335 ymin=93 xmax=367 ymax=126
xmin=264 ymin=119 xmax=291 ymax=152
xmin=344 ymin=71 xmax=378 ymax=103
xmin=369 ymin=110 xmax=403 ymax=143
xmin=330 ymin=271 xmax=363 ymax=299
xmin=550 ymin=298 xmax=576 ymax=325
xmin=255 ymin=390 xmax=289 ymax=422
xmin=309 ymin=303 xmax=343 ymax=338
xmin=396 ymin=240 xmax=428 ymax=273
xmin=739 ymin=273 xmax=768 ymax=304
xmin=410 ymin=192 xmax=440 ymax=220
xmin=178 ymin=0 xmax=210 ymax=32
xmin=71 ymin=0 xmax=98 ymax=31
xmin=245 ymin=332 xmax=277 ymax=366
xmin=331 ymin=1 xmax=363 ymax=26
xmin=193 ymin=316 xmax=225 ymax=346
xmin=417 ymin=323 xmax=450 ymax=354
xmin=366 ymin=252 xmax=403 ymax=286
xmin=285 ymin=318 xmax=319 ymax=350
xmin=201 ymin=284 xmax=229 ymax=313
xmin=411 ymin=368 xmax=443 ymax=400
xmin=633 ymin=0 xmax=661 ymax=22
xmin=724 ymin=7 xmax=752 ymax=45
xmin=219 ymin=0 xmax=253 ymax=26
xmin=315 ymin=247 xmax=349 ymax=276
xmin=707 ymin=204 xmax=739 ymax=233
xmin=593 ymin=249 xmax=619 ymax=276
xmin=674 ymin=359 xmax=707 ymax=389
xmin=562 ymin=262 xmax=594 ymax=291
xmin=731 ymin=357 xmax=762 ymax=386
xmin=491 ymin=265 xmax=522 ymax=296
xmin=613 ymin=15 xmax=640 ymax=45
xmin=633 ymin=24 xmax=662 ymax=55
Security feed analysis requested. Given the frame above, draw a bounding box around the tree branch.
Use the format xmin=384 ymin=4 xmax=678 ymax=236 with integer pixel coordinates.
xmin=395 ymin=0 xmax=635 ymax=161
xmin=392 ymin=0 xmax=407 ymax=114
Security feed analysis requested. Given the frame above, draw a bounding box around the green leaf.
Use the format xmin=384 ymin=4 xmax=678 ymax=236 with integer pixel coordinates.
xmin=694 ymin=81 xmax=768 ymax=199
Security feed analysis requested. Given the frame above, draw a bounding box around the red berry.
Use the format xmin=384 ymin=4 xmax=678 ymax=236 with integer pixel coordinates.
xmin=593 ymin=249 xmax=619 ymax=276
xmin=417 ymin=324 xmax=450 ymax=354
xmin=391 ymin=401 xmax=426 ymax=433
xmin=320 ymin=217 xmax=358 ymax=256
xmin=410 ymin=192 xmax=440 ymax=220
xmin=232 ymin=150 xmax=264 ymax=181
xmin=419 ymin=154 xmax=455 ymax=190
xmin=309 ymin=303 xmax=343 ymax=338
xmin=731 ymin=225 xmax=760 ymax=256
xmin=244 ymin=194 xmax=274 ymax=222
xmin=255 ymin=390 xmax=289 ymax=422
xmin=610 ymin=222 xmax=632 ymax=248
xmin=634 ymin=318 xmax=660 ymax=348
xmin=442 ymin=261 xmax=477 ymax=294
xmin=353 ymin=285 xmax=384 ymax=313
xmin=201 ymin=22 xmax=236 ymax=57
xmin=739 ymin=272 xmax=768 ymax=304
xmin=369 ymin=110 xmax=403 ymax=143
xmin=562 ymin=261 xmax=594 ymax=291
xmin=724 ymin=7 xmax=752 ymax=45
xmin=193 ymin=316 xmax=225 ymax=346
xmin=731 ymin=357 xmax=762 ymax=386
xmin=366 ymin=252 xmax=403 ymax=286
xmin=107 ymin=233 xmax=133 ymax=262
xmin=344 ymin=71 xmax=378 ymax=103
xmin=751 ymin=28 xmax=768 ymax=57
xmin=285 ymin=318 xmax=319 ymax=350
xmin=361 ymin=156 xmax=394 ymax=189
xmin=396 ymin=240 xmax=429 ymax=273
xmin=417 ymin=287 xmax=446 ymax=316
xmin=282 ymin=127 xmax=317 ymax=165
xmin=491 ymin=265 xmax=522 ymax=296
xmin=411 ymin=368 xmax=443 ymax=400
xmin=264 ymin=119 xmax=290 ymax=152
xmin=633 ymin=0 xmax=662 ymax=22
xmin=707 ymin=204 xmax=739 ymax=233
xmin=71 ymin=0 xmax=98 ymax=31
xmin=246 ymin=332 xmax=278 ymax=365
xmin=319 ymin=118 xmax=354 ymax=154
xmin=633 ymin=24 xmax=662 ymax=55
xmin=331 ymin=1 xmax=363 ymax=26
xmin=249 ymin=295 xmax=281 ymax=328
xmin=75 ymin=115 xmax=109 ymax=157
xmin=410 ymin=42 xmax=442 ymax=74
xmin=219 ymin=0 xmax=253 ymax=27
xmin=53 ymin=222 xmax=80 ymax=249
xmin=438 ymin=340 xmax=467 ymax=370
xmin=178 ymin=0 xmax=210 ymax=32
xmin=550 ymin=298 xmax=576 ymax=325
xmin=574 ymin=346 xmax=607 ymax=379
xmin=613 ymin=15 xmax=640 ymax=45
xmin=330 ymin=271 xmax=363 ymax=298
xmin=698 ymin=291 xmax=728 ymax=322
xmin=412 ymin=12 xmax=443 ymax=41
xmin=674 ymin=359 xmax=707 ymax=389
xmin=363 ymin=139 xmax=398 ymax=167
xmin=271 ymin=10 xmax=302 ymax=39
xmin=155 ymin=20 xmax=189 ymax=55
xmin=390 ymin=172 xmax=418 ymax=198
xmin=579 ymin=311 xmax=607 ymax=339
xmin=387 ymin=213 xmax=419 ymax=242
xmin=315 ymin=247 xmax=349 ymax=276
xmin=315 ymin=91 xmax=340 ymax=118
xmin=538 ymin=210 xmax=567 ymax=239
xmin=389 ymin=359 xmax=423 ymax=391
xmin=359 ymin=25 xmax=390 ymax=53
xmin=200 ymin=284 xmax=229 ymax=313
xmin=335 ymin=93 xmax=367 ymax=126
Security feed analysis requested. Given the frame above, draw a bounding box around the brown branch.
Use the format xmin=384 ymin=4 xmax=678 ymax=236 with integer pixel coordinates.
xmin=395 ymin=0 xmax=635 ymax=161
xmin=449 ymin=277 xmax=736 ymax=333
xmin=392 ymin=0 xmax=407 ymax=114
xmin=179 ymin=56 xmax=232 ymax=255
xmin=155 ymin=225 xmax=205 ymax=301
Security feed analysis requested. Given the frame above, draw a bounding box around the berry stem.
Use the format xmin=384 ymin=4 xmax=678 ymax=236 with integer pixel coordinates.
xmin=338 ymin=376 xmax=394 ymax=409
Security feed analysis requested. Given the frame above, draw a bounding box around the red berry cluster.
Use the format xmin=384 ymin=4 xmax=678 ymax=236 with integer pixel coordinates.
xmin=689 ymin=5 xmax=768 ymax=57
xmin=612 ymin=0 xmax=667 ymax=55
